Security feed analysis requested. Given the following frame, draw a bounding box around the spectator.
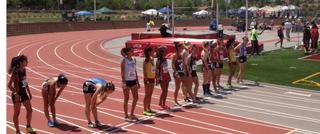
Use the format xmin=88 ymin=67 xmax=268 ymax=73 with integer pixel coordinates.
xmin=275 ymin=23 xmax=285 ymax=48
xmin=250 ymin=25 xmax=264 ymax=55
xmin=250 ymin=19 xmax=256 ymax=30
xmin=217 ymin=24 xmax=224 ymax=38
xmin=159 ymin=23 xmax=171 ymax=37
xmin=146 ymin=20 xmax=155 ymax=32
xmin=303 ymin=24 xmax=311 ymax=54
xmin=284 ymin=20 xmax=293 ymax=41
xmin=310 ymin=23 xmax=319 ymax=53
xmin=209 ymin=19 xmax=217 ymax=31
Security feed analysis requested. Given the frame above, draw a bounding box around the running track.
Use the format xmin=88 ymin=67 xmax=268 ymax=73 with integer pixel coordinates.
xmin=7 ymin=27 xmax=294 ymax=134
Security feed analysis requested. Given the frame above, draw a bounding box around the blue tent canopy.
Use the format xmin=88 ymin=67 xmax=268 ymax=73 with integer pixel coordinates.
xmin=159 ymin=7 xmax=171 ymax=14
xmin=75 ymin=11 xmax=93 ymax=17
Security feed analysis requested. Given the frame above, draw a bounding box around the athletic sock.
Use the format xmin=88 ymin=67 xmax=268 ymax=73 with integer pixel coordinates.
xmin=202 ymin=84 xmax=207 ymax=95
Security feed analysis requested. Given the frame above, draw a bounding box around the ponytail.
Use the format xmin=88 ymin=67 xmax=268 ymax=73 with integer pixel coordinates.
xmin=8 ymin=55 xmax=27 ymax=74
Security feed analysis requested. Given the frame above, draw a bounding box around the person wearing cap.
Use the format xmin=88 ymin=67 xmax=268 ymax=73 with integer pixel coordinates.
xmin=159 ymin=23 xmax=171 ymax=37
xmin=41 ymin=74 xmax=69 ymax=127
xmin=82 ymin=77 xmax=115 ymax=128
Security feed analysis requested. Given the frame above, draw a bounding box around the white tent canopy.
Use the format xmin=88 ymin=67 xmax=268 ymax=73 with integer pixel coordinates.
xmin=141 ymin=9 xmax=162 ymax=16
xmin=288 ymin=5 xmax=300 ymax=10
xmin=248 ymin=6 xmax=258 ymax=11
xmin=281 ymin=6 xmax=289 ymax=11
xmin=193 ymin=10 xmax=209 ymax=15
xmin=272 ymin=5 xmax=283 ymax=12
xmin=260 ymin=6 xmax=274 ymax=13
xmin=239 ymin=6 xmax=246 ymax=10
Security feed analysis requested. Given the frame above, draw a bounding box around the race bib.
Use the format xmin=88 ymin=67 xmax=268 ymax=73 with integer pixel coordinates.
xmin=192 ymin=65 xmax=197 ymax=71
xmin=128 ymin=71 xmax=136 ymax=79
xmin=163 ymin=63 xmax=169 ymax=73
xmin=21 ymin=79 xmax=27 ymax=88
xmin=151 ymin=66 xmax=156 ymax=73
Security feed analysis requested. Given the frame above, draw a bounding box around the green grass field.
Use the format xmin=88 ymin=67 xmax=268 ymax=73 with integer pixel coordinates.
xmin=222 ymin=48 xmax=320 ymax=91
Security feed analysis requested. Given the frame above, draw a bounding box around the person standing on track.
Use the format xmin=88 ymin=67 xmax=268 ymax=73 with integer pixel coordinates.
xmin=210 ymin=42 xmax=218 ymax=94
xmin=182 ymin=42 xmax=192 ymax=102
xmin=8 ymin=55 xmax=36 ymax=134
xmin=214 ymin=38 xmax=226 ymax=89
xmin=156 ymin=46 xmax=171 ymax=109
xmin=201 ymin=42 xmax=213 ymax=97
xmin=82 ymin=77 xmax=115 ymax=128
xmin=143 ymin=46 xmax=156 ymax=116
xmin=172 ymin=42 xmax=196 ymax=105
xmin=186 ymin=44 xmax=200 ymax=100
xmin=226 ymin=39 xmax=237 ymax=89
xmin=121 ymin=47 xmax=140 ymax=122
xmin=236 ymin=36 xmax=249 ymax=85
xmin=41 ymin=74 xmax=68 ymax=127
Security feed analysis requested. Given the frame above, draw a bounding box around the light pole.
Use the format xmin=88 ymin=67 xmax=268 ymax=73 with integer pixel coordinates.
xmin=216 ymin=0 xmax=219 ymax=26
xmin=171 ymin=0 xmax=175 ymax=37
xmin=245 ymin=0 xmax=248 ymax=36
xmin=211 ymin=0 xmax=218 ymax=26
xmin=94 ymin=0 xmax=97 ymax=21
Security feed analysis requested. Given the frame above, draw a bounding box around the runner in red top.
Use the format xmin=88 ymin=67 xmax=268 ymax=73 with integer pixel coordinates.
xmin=156 ymin=46 xmax=171 ymax=109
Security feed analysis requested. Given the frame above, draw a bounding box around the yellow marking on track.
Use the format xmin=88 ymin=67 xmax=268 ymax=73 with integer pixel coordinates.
xmin=292 ymin=72 xmax=320 ymax=87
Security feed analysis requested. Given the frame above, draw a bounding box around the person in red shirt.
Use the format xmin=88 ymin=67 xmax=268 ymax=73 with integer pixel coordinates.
xmin=156 ymin=46 xmax=171 ymax=109
xmin=310 ymin=23 xmax=319 ymax=53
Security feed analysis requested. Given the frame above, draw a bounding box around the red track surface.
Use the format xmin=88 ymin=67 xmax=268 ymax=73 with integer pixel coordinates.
xmin=7 ymin=28 xmax=293 ymax=134
xmin=304 ymin=54 xmax=320 ymax=61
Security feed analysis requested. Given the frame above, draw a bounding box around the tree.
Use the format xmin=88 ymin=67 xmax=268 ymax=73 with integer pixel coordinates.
xmin=7 ymin=0 xmax=22 ymax=8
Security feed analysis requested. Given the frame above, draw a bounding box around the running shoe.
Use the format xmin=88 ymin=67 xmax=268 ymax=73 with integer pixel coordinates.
xmin=161 ymin=105 xmax=170 ymax=110
xmin=48 ymin=120 xmax=55 ymax=127
xmin=26 ymin=126 xmax=36 ymax=133
xmin=130 ymin=115 xmax=139 ymax=122
xmin=147 ymin=109 xmax=156 ymax=113
xmin=226 ymin=84 xmax=232 ymax=89
xmin=184 ymin=97 xmax=191 ymax=102
xmin=88 ymin=122 xmax=96 ymax=128
xmin=143 ymin=111 xmax=153 ymax=116
xmin=53 ymin=120 xmax=60 ymax=126
xmin=124 ymin=117 xmax=132 ymax=122
xmin=95 ymin=121 xmax=102 ymax=127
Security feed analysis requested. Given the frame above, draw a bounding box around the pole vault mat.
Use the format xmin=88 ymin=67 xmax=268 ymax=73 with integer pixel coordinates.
xmin=126 ymin=37 xmax=263 ymax=57
xmin=131 ymin=30 xmax=236 ymax=40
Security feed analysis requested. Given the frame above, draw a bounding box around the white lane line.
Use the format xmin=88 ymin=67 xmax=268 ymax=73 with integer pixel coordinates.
xmin=34 ymin=40 xmax=179 ymax=134
xmin=203 ymin=106 xmax=320 ymax=134
xmin=7 ymin=121 xmax=54 ymax=134
xmin=232 ymin=94 xmax=320 ymax=112
xmin=284 ymin=92 xmax=312 ymax=97
xmin=252 ymin=90 xmax=320 ymax=103
xmin=211 ymin=98 xmax=320 ymax=123
xmin=7 ymin=123 xmax=26 ymax=134
xmin=6 ymin=98 xmax=96 ymax=133
xmin=236 ymin=91 xmax=320 ymax=105
xmin=11 ymin=33 xmax=308 ymax=133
